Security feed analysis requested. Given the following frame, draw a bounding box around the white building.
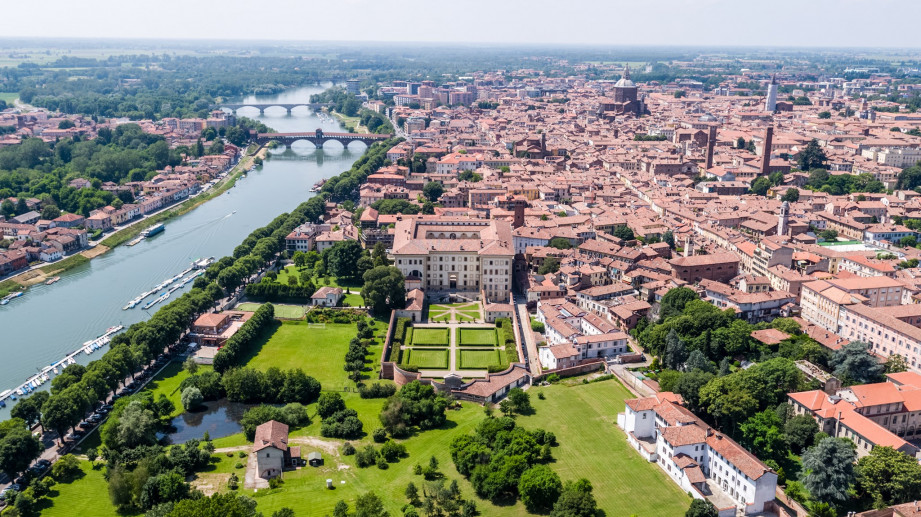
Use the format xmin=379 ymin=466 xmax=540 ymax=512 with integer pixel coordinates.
xmin=535 ymin=299 xmax=631 ymax=370
xmin=618 ymin=392 xmax=778 ymax=516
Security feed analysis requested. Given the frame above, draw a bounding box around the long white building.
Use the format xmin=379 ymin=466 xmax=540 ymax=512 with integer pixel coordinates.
xmin=618 ymin=392 xmax=778 ymax=516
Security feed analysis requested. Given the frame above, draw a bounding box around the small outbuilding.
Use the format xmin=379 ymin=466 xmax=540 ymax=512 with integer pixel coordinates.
xmin=308 ymin=452 xmax=323 ymax=467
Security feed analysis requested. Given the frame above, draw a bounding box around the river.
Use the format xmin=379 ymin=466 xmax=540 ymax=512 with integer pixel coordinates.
xmin=0 ymin=84 xmax=361 ymax=418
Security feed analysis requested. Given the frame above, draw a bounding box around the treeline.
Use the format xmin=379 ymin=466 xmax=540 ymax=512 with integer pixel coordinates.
xmin=243 ymin=281 xmax=315 ymax=303
xmin=221 ymin=367 xmax=321 ymax=405
xmin=212 ymin=303 xmax=274 ymax=373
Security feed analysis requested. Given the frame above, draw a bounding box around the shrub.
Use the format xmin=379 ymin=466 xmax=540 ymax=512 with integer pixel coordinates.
xmin=50 ymin=454 xmax=81 ymax=482
xmin=180 ymin=387 xmax=204 ymax=411
xmin=268 ymin=477 xmax=283 ymax=489
xmin=376 ymin=455 xmax=389 ymax=469
xmin=356 ymin=445 xmax=379 ymax=468
xmin=342 ymin=442 xmax=356 ymax=456
xmin=227 ymin=473 xmax=239 ymax=490
xmin=372 ymin=428 xmax=388 ymax=443
xmin=234 ymin=462 xmax=244 ymax=469
xmin=359 ymin=383 xmax=397 ymax=399
xmin=380 ymin=440 xmax=407 ymax=463
xmin=238 ymin=451 xmax=247 ymax=458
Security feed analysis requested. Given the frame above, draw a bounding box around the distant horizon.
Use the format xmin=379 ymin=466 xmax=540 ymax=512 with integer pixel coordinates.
xmin=2 ymin=36 xmax=921 ymax=52
xmin=3 ymin=0 xmax=920 ymax=49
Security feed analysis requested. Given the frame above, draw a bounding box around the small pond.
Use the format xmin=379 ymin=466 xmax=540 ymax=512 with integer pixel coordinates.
xmin=160 ymin=399 xmax=252 ymax=444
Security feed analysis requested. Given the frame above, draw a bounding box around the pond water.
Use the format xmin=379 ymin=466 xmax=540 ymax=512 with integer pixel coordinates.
xmin=161 ymin=399 xmax=252 ymax=444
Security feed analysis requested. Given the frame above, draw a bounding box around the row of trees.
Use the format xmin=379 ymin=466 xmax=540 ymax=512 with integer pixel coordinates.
xmin=212 ymin=303 xmax=275 ymax=373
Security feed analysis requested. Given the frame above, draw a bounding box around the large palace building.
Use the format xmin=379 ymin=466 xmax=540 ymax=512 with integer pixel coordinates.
xmin=390 ymin=216 xmax=514 ymax=300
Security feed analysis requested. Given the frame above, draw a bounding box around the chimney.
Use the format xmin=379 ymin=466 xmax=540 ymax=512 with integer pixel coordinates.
xmin=705 ymin=125 xmax=717 ymax=170
xmin=761 ymin=126 xmax=773 ymax=175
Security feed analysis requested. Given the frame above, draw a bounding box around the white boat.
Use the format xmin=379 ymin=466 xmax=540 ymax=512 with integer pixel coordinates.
xmin=67 ymin=357 xmax=76 ymax=365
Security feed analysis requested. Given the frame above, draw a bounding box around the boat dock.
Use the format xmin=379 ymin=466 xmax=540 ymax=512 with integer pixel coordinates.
xmin=0 ymin=325 xmax=124 ymax=407
xmin=123 ymin=257 xmax=214 ymax=310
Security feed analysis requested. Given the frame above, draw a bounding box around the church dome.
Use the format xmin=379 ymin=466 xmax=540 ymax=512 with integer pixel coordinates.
xmin=614 ymin=65 xmax=636 ymax=88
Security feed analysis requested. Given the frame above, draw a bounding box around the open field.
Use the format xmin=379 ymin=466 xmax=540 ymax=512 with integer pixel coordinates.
xmin=236 ymin=302 xmax=305 ymax=319
xmin=243 ymin=321 xmax=385 ymax=390
xmin=458 ymin=349 xmax=502 ymax=369
xmin=458 ymin=328 xmax=498 ymax=346
xmin=410 ymin=327 xmax=450 ymax=346
xmin=37 ymin=377 xmax=690 ymax=517
xmin=0 ymin=92 xmax=18 ymax=103
xmin=404 ymin=348 xmax=449 ymax=369
xmin=36 ymin=460 xmax=126 ymax=517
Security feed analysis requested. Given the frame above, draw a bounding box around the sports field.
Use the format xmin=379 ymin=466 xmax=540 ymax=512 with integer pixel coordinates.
xmin=236 ymin=302 xmax=305 ymax=319
xmin=411 ymin=327 xmax=450 ymax=346
xmin=404 ymin=348 xmax=449 ymax=369
xmin=458 ymin=328 xmax=499 ymax=346
xmin=458 ymin=349 xmax=502 ymax=369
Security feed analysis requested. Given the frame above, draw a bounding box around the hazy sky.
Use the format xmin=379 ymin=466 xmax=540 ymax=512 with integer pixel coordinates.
xmin=4 ymin=0 xmax=920 ymax=48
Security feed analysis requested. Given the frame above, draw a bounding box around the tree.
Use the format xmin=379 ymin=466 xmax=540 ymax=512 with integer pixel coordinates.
xmin=819 ymin=229 xmax=838 ymax=241
xmin=538 ymin=256 xmax=561 ymax=275
xmin=857 ymin=446 xmax=921 ymax=507
xmin=422 ymin=181 xmax=444 ymax=202
xmin=379 ymin=381 xmax=447 ymax=437
xmin=818 ymin=111 xmax=832 ymax=119
xmin=548 ymin=237 xmax=572 ymax=249
xmin=674 ymin=90 xmax=687 ymax=98
xmin=405 ymin=481 xmax=420 ymax=506
xmin=0 ymin=425 xmax=42 ymax=477
xmin=317 ymin=392 xmax=346 ymax=419
xmin=361 ymin=266 xmax=406 ymax=317
xmin=519 ymin=465 xmax=562 ymax=513
xmin=550 ymin=479 xmax=598 ymax=517
xmin=48 ymin=453 xmax=79 ymax=482
xmin=10 ymin=391 xmax=48 ymax=428
xmin=41 ymin=204 xmax=61 ymax=220
xmin=797 ymin=139 xmax=828 ymax=171
xmin=507 ymin=388 xmax=532 ymax=415
xmin=685 ymin=350 xmax=714 ymax=373
xmin=163 ymin=493 xmax=259 ymax=516
xmin=663 ymin=329 xmax=689 ymax=370
xmin=739 ymin=410 xmax=786 ymax=463
xmin=781 ymin=188 xmax=800 ymax=202
xmin=371 ymin=242 xmax=389 ymax=267
xmin=292 ymin=251 xmax=306 ymax=268
xmin=899 ymin=235 xmax=917 ymax=248
xmin=612 ymin=225 xmax=634 ymax=240
xmin=353 ymin=491 xmax=390 ymax=517
xmin=885 ymin=354 xmax=909 ymax=374
xmin=659 ymin=287 xmax=698 ymax=321
xmin=663 ymin=230 xmax=676 ymax=249
xmin=685 ymin=499 xmax=719 ymax=517
xmin=830 ymin=341 xmax=885 ymax=385
xmin=326 ymin=240 xmax=364 ymax=281
xmin=802 ymin=437 xmax=856 ymax=506
xmin=750 ymin=176 xmax=772 ymax=196
xmin=784 ymin=414 xmax=820 ymax=453
xmin=181 ymin=386 xmax=204 ymax=411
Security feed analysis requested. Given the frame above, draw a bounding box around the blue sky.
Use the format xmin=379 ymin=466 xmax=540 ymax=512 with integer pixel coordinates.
xmin=4 ymin=0 xmax=920 ymax=48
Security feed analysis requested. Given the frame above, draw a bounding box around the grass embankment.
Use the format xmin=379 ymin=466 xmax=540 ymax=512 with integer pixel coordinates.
xmin=37 ymin=321 xmax=690 ymax=516
xmin=327 ymin=109 xmax=368 ymax=133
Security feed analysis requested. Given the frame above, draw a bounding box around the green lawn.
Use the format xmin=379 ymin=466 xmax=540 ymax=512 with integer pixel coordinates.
xmin=0 ymin=92 xmax=18 ymax=104
xmin=410 ymin=327 xmax=450 ymax=346
xmin=243 ymin=320 xmax=385 ymax=390
xmin=403 ymin=349 xmax=449 ymax=369
xmin=141 ymin=361 xmax=197 ymax=417
xmin=458 ymin=328 xmax=498 ymax=346
xmin=458 ymin=349 xmax=502 ymax=369
xmin=36 ymin=379 xmax=690 ymax=517
xmin=236 ymin=302 xmax=305 ymax=319
xmin=36 ymin=460 xmax=127 ymax=517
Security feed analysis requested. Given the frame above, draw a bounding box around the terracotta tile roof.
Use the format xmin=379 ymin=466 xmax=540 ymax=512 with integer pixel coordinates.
xmin=254 ymin=420 xmax=289 ymax=452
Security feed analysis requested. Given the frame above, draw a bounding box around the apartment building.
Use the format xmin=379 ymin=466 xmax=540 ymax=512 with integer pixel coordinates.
xmin=619 ymin=392 xmax=778 ymax=515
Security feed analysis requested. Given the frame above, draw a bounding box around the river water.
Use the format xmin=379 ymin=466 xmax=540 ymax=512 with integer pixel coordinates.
xmin=0 ymin=84 xmax=361 ymax=417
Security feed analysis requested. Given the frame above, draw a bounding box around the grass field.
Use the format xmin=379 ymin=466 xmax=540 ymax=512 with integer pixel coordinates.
xmin=410 ymin=327 xmax=450 ymax=346
xmin=275 ymin=266 xmax=364 ymax=306
xmin=458 ymin=328 xmax=498 ymax=346
xmin=404 ymin=349 xmax=449 ymax=369
xmin=243 ymin=320 xmax=385 ymax=390
xmin=0 ymin=92 xmax=18 ymax=103
xmin=141 ymin=360 xmax=198 ymax=418
xmin=37 ymin=378 xmax=690 ymax=517
xmin=36 ymin=460 xmax=126 ymax=517
xmin=236 ymin=302 xmax=305 ymax=319
xmin=458 ymin=349 xmax=502 ymax=369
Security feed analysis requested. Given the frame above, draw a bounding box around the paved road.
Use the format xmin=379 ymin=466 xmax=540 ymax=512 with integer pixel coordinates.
xmin=514 ymin=294 xmax=542 ymax=377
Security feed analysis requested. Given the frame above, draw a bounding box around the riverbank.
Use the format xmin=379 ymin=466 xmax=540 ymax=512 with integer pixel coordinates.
xmin=0 ymin=145 xmax=267 ymax=298
xmin=326 ymin=108 xmax=369 ymax=133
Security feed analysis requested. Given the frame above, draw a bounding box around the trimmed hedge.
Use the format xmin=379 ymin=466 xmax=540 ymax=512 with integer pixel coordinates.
xmin=213 ymin=303 xmax=275 ymax=373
